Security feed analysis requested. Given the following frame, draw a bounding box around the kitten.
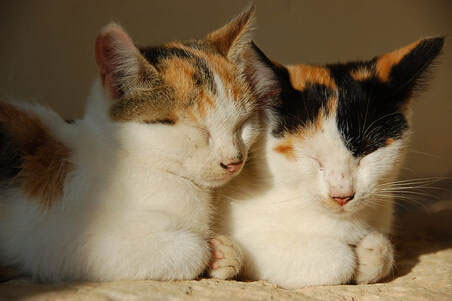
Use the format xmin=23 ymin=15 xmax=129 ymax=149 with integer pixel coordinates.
xmin=0 ymin=5 xmax=268 ymax=282
xmin=214 ymin=37 xmax=444 ymax=288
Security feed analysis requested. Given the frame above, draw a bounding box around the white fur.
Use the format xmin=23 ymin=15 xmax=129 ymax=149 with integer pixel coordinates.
xmin=216 ymin=112 xmax=408 ymax=288
xmin=0 ymin=77 xmax=260 ymax=282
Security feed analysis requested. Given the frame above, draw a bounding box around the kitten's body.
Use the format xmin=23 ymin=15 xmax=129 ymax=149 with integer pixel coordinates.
xmin=215 ymin=38 xmax=443 ymax=288
xmin=0 ymin=6 xmax=267 ymax=282
xmin=0 ymin=92 xmax=213 ymax=281
xmin=216 ymin=121 xmax=398 ymax=288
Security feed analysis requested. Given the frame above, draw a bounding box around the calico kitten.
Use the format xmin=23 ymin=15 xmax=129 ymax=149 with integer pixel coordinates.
xmin=214 ymin=37 xmax=444 ymax=288
xmin=0 ymin=5 xmax=269 ymax=282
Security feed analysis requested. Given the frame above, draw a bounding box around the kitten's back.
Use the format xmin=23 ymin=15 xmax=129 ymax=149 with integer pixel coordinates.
xmin=0 ymin=101 xmax=73 ymax=208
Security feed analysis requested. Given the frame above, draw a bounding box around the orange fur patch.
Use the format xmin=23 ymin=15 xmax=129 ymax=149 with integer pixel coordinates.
xmin=195 ymin=47 xmax=251 ymax=107
xmin=206 ymin=5 xmax=255 ymax=60
xmin=287 ymin=64 xmax=337 ymax=91
xmin=274 ymin=142 xmax=296 ymax=161
xmin=385 ymin=138 xmax=395 ymax=146
xmin=196 ymin=89 xmax=215 ymax=118
xmin=0 ymin=102 xmax=72 ymax=208
xmin=327 ymin=96 xmax=338 ymax=115
xmin=161 ymin=57 xmax=197 ymax=102
xmin=376 ymin=40 xmax=421 ymax=82
xmin=350 ymin=68 xmax=373 ymax=81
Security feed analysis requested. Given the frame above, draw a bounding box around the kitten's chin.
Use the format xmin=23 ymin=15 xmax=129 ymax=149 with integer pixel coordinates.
xmin=196 ymin=175 xmax=236 ymax=189
xmin=321 ymin=199 xmax=366 ymax=216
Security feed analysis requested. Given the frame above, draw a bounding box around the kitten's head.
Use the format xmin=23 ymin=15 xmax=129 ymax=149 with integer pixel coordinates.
xmin=256 ymin=38 xmax=444 ymax=213
xmin=93 ymin=5 xmax=272 ymax=188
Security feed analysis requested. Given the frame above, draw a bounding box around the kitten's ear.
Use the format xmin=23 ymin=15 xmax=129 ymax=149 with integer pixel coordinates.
xmin=95 ymin=23 xmax=158 ymax=99
xmin=206 ymin=4 xmax=256 ymax=62
xmin=240 ymin=42 xmax=284 ymax=105
xmin=376 ymin=37 xmax=444 ymax=97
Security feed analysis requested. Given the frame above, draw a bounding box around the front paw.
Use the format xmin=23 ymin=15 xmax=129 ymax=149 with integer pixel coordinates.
xmin=354 ymin=231 xmax=394 ymax=284
xmin=207 ymin=235 xmax=242 ymax=280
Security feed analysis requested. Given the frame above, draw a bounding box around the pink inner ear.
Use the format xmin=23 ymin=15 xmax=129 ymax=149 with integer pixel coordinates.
xmin=95 ymin=24 xmax=137 ymax=98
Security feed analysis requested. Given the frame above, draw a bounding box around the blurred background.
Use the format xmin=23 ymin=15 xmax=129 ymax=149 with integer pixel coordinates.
xmin=0 ymin=0 xmax=451 ymax=201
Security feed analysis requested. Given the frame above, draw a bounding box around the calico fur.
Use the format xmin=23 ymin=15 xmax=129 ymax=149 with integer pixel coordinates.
xmin=0 ymin=5 xmax=269 ymax=282
xmin=214 ymin=37 xmax=444 ymax=288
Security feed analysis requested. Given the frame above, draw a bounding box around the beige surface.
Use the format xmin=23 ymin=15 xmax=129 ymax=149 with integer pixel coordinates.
xmin=0 ymin=2 xmax=451 ymax=299
xmin=0 ymin=0 xmax=451 ymax=183
xmin=1 ymin=206 xmax=451 ymax=300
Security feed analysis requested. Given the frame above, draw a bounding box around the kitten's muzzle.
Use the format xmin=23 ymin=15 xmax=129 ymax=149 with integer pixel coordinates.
xmin=330 ymin=193 xmax=355 ymax=206
xmin=220 ymin=160 xmax=243 ymax=174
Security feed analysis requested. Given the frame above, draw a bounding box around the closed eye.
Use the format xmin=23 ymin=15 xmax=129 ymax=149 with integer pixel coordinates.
xmin=143 ymin=119 xmax=175 ymax=125
xmin=300 ymin=153 xmax=323 ymax=170
xmin=191 ymin=124 xmax=211 ymax=142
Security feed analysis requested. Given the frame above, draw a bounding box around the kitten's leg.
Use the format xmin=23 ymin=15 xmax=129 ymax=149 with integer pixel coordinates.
xmin=74 ymin=230 xmax=211 ymax=282
xmin=242 ymin=234 xmax=356 ymax=289
xmin=354 ymin=231 xmax=394 ymax=284
xmin=208 ymin=234 xmax=243 ymax=280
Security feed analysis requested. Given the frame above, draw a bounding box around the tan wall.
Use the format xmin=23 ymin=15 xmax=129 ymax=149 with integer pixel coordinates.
xmin=1 ymin=0 xmax=451 ymax=187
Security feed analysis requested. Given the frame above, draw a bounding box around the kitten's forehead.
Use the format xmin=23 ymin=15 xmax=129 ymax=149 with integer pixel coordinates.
xmin=271 ymin=65 xmax=338 ymax=137
xmin=110 ymin=41 xmax=254 ymax=125
xmin=274 ymin=61 xmax=409 ymax=158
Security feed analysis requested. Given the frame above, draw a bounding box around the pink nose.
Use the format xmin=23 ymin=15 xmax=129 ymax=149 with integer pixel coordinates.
xmin=330 ymin=194 xmax=355 ymax=206
xmin=220 ymin=161 xmax=243 ymax=173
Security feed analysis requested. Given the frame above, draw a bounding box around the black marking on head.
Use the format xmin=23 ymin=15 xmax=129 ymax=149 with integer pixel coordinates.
xmin=267 ymin=37 xmax=443 ymax=158
xmin=327 ymin=37 xmax=443 ymax=157
xmin=192 ymin=57 xmax=216 ymax=94
xmin=268 ymin=65 xmax=334 ymax=137
xmin=140 ymin=46 xmax=193 ymax=65
xmin=139 ymin=46 xmax=216 ymax=94
xmin=328 ymin=62 xmax=409 ymax=157
xmin=385 ymin=37 xmax=444 ymax=100
xmin=272 ymin=82 xmax=334 ymax=137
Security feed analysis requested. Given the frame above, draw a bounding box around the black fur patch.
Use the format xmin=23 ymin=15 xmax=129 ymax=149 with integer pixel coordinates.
xmin=265 ymin=37 xmax=443 ymax=157
xmin=328 ymin=62 xmax=409 ymax=157
xmin=247 ymin=45 xmax=335 ymax=137
xmin=140 ymin=46 xmax=216 ymax=94
xmin=272 ymin=79 xmax=334 ymax=137
xmin=0 ymin=125 xmax=22 ymax=180
xmin=330 ymin=37 xmax=443 ymax=157
xmin=143 ymin=119 xmax=175 ymax=125
xmin=386 ymin=37 xmax=444 ymax=99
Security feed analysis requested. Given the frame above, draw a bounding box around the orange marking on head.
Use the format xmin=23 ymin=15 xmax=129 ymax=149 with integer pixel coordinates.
xmin=327 ymin=96 xmax=338 ymax=115
xmin=274 ymin=144 xmax=295 ymax=161
xmin=376 ymin=40 xmax=421 ymax=82
xmin=196 ymin=89 xmax=216 ymax=118
xmin=203 ymin=51 xmax=249 ymax=103
xmin=161 ymin=57 xmax=197 ymax=102
xmin=386 ymin=138 xmax=395 ymax=146
xmin=350 ymin=68 xmax=373 ymax=81
xmin=273 ymin=138 xmax=297 ymax=161
xmin=0 ymin=102 xmax=72 ymax=208
xmin=287 ymin=64 xmax=337 ymax=91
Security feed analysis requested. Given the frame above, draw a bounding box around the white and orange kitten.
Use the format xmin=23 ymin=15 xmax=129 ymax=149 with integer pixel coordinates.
xmin=214 ymin=38 xmax=444 ymax=288
xmin=0 ymin=6 xmax=269 ymax=282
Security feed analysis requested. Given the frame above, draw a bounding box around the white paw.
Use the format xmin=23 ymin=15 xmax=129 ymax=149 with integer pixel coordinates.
xmin=207 ymin=235 xmax=242 ymax=280
xmin=354 ymin=231 xmax=394 ymax=284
